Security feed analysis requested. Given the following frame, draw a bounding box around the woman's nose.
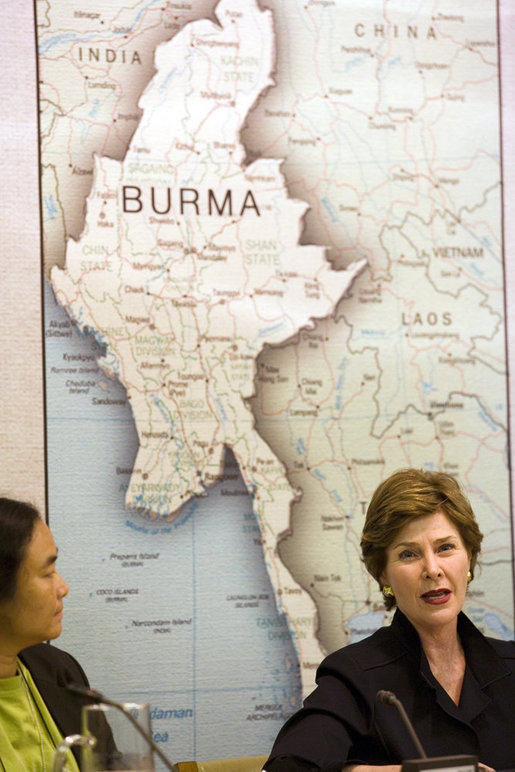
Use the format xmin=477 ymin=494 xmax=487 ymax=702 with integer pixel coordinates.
xmin=57 ymin=573 xmax=69 ymax=597
xmin=423 ymin=552 xmax=442 ymax=579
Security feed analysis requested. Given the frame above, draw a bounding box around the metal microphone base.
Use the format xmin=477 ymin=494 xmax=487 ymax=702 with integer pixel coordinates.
xmin=402 ymin=755 xmax=477 ymax=772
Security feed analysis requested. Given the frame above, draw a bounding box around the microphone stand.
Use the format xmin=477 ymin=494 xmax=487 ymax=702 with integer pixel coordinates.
xmin=376 ymin=690 xmax=477 ymax=772
xmin=67 ymin=683 xmax=179 ymax=772
xmin=377 ymin=690 xmax=427 ymax=759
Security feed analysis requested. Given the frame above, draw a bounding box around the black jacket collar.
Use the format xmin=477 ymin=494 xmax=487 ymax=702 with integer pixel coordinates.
xmin=388 ymin=609 xmax=512 ymax=724
xmin=389 ymin=609 xmax=511 ymax=686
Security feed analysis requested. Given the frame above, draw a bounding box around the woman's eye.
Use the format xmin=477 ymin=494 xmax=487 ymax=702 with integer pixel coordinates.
xmin=399 ymin=549 xmax=416 ymax=559
xmin=438 ymin=543 xmax=455 ymax=552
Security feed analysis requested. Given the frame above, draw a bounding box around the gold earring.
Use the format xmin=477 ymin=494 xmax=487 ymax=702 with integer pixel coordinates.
xmin=382 ymin=585 xmax=395 ymax=598
xmin=467 ymin=570 xmax=472 ymax=584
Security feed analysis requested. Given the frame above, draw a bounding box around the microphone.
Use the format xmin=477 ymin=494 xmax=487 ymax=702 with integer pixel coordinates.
xmin=376 ymin=690 xmax=477 ymax=772
xmin=377 ymin=690 xmax=427 ymax=759
xmin=66 ymin=683 xmax=179 ymax=772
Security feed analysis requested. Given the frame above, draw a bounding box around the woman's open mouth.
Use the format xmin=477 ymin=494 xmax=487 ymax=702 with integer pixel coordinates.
xmin=421 ymin=589 xmax=451 ymax=605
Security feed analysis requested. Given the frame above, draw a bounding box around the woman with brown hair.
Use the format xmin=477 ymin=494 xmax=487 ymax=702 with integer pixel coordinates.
xmin=264 ymin=469 xmax=515 ymax=772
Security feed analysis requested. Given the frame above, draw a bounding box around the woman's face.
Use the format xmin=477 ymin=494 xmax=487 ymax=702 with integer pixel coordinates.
xmin=380 ymin=510 xmax=471 ymax=636
xmin=0 ymin=519 xmax=69 ymax=652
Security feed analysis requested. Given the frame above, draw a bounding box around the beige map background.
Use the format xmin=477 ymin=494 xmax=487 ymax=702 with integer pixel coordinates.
xmin=1 ymin=0 xmax=45 ymax=507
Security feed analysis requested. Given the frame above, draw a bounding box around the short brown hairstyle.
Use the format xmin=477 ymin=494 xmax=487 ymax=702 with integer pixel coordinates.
xmin=360 ymin=468 xmax=483 ymax=610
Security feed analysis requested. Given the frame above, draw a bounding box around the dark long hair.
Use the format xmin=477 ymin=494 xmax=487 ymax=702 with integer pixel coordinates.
xmin=0 ymin=498 xmax=40 ymax=602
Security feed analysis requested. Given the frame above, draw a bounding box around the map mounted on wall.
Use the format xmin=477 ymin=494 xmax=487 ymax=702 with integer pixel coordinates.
xmin=37 ymin=0 xmax=513 ymax=765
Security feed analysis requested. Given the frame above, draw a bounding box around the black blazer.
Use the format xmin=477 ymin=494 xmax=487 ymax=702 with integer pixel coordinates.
xmin=19 ymin=642 xmax=122 ymax=769
xmin=265 ymin=610 xmax=515 ymax=772
xmin=18 ymin=642 xmax=91 ymax=760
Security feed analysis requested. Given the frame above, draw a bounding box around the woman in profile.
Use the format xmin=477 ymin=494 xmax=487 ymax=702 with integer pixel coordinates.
xmin=265 ymin=468 xmax=515 ymax=772
xmin=0 ymin=497 xmax=90 ymax=770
